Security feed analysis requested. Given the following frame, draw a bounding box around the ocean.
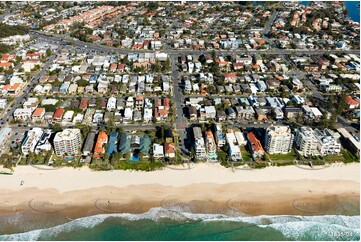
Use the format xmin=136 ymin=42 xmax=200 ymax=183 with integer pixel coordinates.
xmin=345 ymin=1 xmax=360 ymax=22
xmin=0 ymin=208 xmax=359 ymax=241
xmin=299 ymin=1 xmax=360 ymax=23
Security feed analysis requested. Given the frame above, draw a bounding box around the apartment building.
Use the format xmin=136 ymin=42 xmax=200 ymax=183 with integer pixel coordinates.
xmin=193 ymin=127 xmax=207 ymax=160
xmin=22 ymin=128 xmax=44 ymax=155
xmin=13 ymin=108 xmax=32 ymax=121
xmin=337 ymin=128 xmax=360 ymax=157
xmin=213 ymin=123 xmax=225 ymax=147
xmin=35 ymin=129 xmax=52 ymax=154
xmin=264 ymin=125 xmax=294 ymax=154
xmin=53 ymin=129 xmax=82 ymax=156
xmin=225 ymin=131 xmax=242 ymax=162
xmin=205 ymin=130 xmax=217 ymax=162
xmin=314 ymin=129 xmax=341 ymax=155
xmin=294 ymin=126 xmax=319 ymax=156
xmin=0 ymin=127 xmax=12 ymax=155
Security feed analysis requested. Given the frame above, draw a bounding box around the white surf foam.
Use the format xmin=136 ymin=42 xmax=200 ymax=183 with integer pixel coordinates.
xmin=0 ymin=208 xmax=359 ymax=241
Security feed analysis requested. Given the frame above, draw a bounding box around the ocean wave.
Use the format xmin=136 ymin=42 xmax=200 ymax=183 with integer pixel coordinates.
xmin=0 ymin=208 xmax=359 ymax=241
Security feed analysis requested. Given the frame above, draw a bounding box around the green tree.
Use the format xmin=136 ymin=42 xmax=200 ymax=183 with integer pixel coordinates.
xmin=77 ymin=79 xmax=88 ymax=87
xmin=53 ymin=123 xmax=63 ymax=132
xmin=164 ymin=58 xmax=171 ymax=72
xmin=46 ymin=48 xmax=52 ymax=57
xmin=42 ymin=104 xmax=57 ymax=112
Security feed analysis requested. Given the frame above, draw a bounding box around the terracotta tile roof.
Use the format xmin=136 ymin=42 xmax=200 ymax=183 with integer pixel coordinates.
xmin=53 ymin=108 xmax=65 ymax=119
xmin=93 ymin=131 xmax=108 ymax=157
xmin=164 ymin=142 xmax=175 ymax=154
xmin=247 ymin=132 xmax=264 ymax=152
xmin=0 ymin=62 xmax=13 ymax=67
xmin=2 ymin=84 xmax=10 ymax=91
xmin=9 ymin=83 xmax=21 ymax=91
xmin=163 ymin=97 xmax=170 ymax=109
xmin=136 ymin=95 xmax=144 ymax=101
xmin=224 ymin=73 xmax=236 ymax=78
xmin=32 ymin=108 xmax=45 ymax=117
xmin=347 ymin=96 xmax=359 ymax=106
xmin=79 ymin=99 xmax=88 ymax=110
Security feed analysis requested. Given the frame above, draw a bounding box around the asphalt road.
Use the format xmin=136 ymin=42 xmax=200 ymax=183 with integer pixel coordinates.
xmin=170 ymin=55 xmax=190 ymax=156
xmin=263 ymin=10 xmax=278 ymax=35
xmin=0 ymin=10 xmax=10 ymax=21
xmin=30 ymin=31 xmax=360 ymax=56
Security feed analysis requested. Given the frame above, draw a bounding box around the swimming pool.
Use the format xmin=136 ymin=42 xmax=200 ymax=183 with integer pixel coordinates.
xmin=129 ymin=155 xmax=140 ymax=162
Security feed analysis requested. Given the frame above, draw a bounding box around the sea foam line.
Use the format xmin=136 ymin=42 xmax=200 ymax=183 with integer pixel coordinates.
xmin=0 ymin=208 xmax=359 ymax=241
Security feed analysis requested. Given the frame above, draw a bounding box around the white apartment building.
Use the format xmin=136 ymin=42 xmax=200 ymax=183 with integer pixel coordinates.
xmin=53 ymin=129 xmax=81 ymax=156
xmin=225 ymin=131 xmax=242 ymax=161
xmin=214 ymin=123 xmax=226 ymax=147
xmin=264 ymin=125 xmax=294 ymax=154
xmin=13 ymin=108 xmax=32 ymax=121
xmin=294 ymin=126 xmax=319 ymax=156
xmin=314 ymin=129 xmax=341 ymax=155
xmin=35 ymin=129 xmax=52 ymax=154
xmin=0 ymin=127 xmax=12 ymax=155
xmin=193 ymin=127 xmax=207 ymax=160
xmin=234 ymin=131 xmax=247 ymax=146
xmin=22 ymin=128 xmax=44 ymax=155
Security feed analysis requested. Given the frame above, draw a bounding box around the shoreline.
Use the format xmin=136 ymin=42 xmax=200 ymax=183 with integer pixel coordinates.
xmin=0 ymin=180 xmax=359 ymax=217
xmin=0 ymin=163 xmax=359 ymax=235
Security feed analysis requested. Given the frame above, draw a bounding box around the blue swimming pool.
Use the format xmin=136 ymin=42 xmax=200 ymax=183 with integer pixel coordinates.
xmin=129 ymin=155 xmax=140 ymax=162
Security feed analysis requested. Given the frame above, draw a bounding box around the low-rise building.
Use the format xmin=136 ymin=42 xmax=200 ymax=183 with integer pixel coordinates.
xmin=53 ymin=108 xmax=65 ymax=122
xmin=107 ymin=132 xmax=118 ymax=157
xmin=93 ymin=131 xmax=108 ymax=159
xmin=32 ymin=108 xmax=45 ymax=122
xmin=153 ymin=143 xmax=164 ymax=158
xmin=164 ymin=142 xmax=175 ymax=158
xmin=314 ymin=129 xmax=341 ymax=156
xmin=225 ymin=130 xmax=242 ymax=161
xmin=21 ymin=128 xmax=44 ymax=155
xmin=107 ymin=96 xmax=117 ymax=111
xmin=247 ymin=132 xmax=265 ymax=160
xmin=35 ymin=129 xmax=52 ymax=154
xmin=82 ymin=132 xmax=96 ymax=156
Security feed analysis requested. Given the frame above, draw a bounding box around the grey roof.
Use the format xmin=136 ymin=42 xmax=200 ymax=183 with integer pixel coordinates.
xmin=82 ymin=132 xmax=96 ymax=154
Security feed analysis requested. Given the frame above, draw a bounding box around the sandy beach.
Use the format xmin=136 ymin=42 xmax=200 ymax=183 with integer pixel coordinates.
xmin=0 ymin=163 xmax=359 ymax=235
xmin=0 ymin=163 xmax=359 ymax=192
xmin=0 ymin=164 xmax=360 ymax=213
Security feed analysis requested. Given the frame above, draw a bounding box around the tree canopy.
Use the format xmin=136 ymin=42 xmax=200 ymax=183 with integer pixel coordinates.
xmin=0 ymin=24 xmax=29 ymax=38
